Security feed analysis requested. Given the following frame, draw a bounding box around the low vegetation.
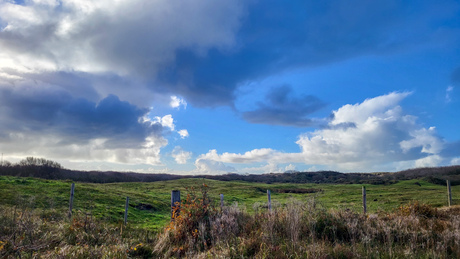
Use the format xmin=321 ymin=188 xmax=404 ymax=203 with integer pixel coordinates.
xmin=1 ymin=158 xmax=460 ymax=257
xmin=2 ymin=183 xmax=460 ymax=258
xmin=0 ymin=203 xmax=155 ymax=258
xmin=1 ymin=175 xmax=456 ymax=229
xmin=156 ymin=189 xmax=460 ymax=258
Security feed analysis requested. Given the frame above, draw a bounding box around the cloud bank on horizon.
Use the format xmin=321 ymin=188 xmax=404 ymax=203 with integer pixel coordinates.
xmin=196 ymin=92 xmax=449 ymax=173
xmin=0 ymin=0 xmax=459 ymax=173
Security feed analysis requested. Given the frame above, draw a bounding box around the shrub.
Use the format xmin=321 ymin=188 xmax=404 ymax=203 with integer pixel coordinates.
xmin=314 ymin=211 xmax=350 ymax=242
xmin=154 ymin=183 xmax=217 ymax=256
xmin=397 ymin=201 xmax=438 ymax=218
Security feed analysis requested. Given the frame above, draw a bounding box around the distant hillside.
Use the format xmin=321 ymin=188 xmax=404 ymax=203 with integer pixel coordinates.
xmin=203 ymin=166 xmax=460 ymax=186
xmin=1 ymin=157 xmax=459 ymax=185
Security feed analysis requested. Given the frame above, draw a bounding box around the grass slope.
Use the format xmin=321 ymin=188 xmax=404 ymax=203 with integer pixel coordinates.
xmin=0 ymin=176 xmax=456 ymax=231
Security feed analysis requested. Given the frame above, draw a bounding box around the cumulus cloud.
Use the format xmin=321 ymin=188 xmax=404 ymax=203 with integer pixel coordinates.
xmin=151 ymin=115 xmax=191 ymax=140
xmin=154 ymin=115 xmax=175 ymax=131
xmin=1 ymin=0 xmax=452 ymax=108
xmin=164 ymin=1 xmax=458 ymax=106
xmin=239 ymin=162 xmax=282 ymax=175
xmin=196 ymin=92 xmax=449 ymax=172
xmin=0 ymin=0 xmax=458 ymax=173
xmin=0 ymin=81 xmax=171 ymax=165
xmin=178 ymin=129 xmax=189 ymax=139
xmin=170 ymin=96 xmax=187 ymax=109
xmin=239 ymin=162 xmax=298 ymax=175
xmin=400 ymin=127 xmax=443 ymax=154
xmin=196 ymin=149 xmax=278 ymax=164
xmin=290 ymin=92 xmax=439 ymax=168
xmin=241 ymin=85 xmax=325 ymax=127
xmin=285 ymin=164 xmax=297 ymax=171
xmin=414 ymin=155 xmax=444 ymax=168
xmin=0 ymin=0 xmax=247 ymax=109
xmin=0 ymin=0 xmax=244 ymax=76
xmin=194 ymin=158 xmax=236 ymax=175
xmin=171 ymin=146 xmax=192 ymax=164
xmin=292 ymin=92 xmax=448 ymax=169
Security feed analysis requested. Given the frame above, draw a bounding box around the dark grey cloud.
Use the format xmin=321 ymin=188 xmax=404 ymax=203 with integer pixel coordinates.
xmin=241 ymin=85 xmax=325 ymax=127
xmin=0 ymin=0 xmax=246 ymax=108
xmin=0 ymin=86 xmax=163 ymax=149
xmin=28 ymin=72 xmax=100 ymax=102
xmin=325 ymin=122 xmax=357 ymax=130
xmin=157 ymin=0 xmax=455 ymax=107
xmin=1 ymin=0 xmax=457 ymax=109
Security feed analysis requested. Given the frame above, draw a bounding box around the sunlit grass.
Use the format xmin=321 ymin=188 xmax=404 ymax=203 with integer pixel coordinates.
xmin=0 ymin=176 xmax=456 ymax=230
xmin=1 ymin=176 xmax=460 ymax=258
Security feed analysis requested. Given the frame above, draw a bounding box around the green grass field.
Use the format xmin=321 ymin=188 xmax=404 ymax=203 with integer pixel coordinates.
xmin=0 ymin=176 xmax=456 ymax=231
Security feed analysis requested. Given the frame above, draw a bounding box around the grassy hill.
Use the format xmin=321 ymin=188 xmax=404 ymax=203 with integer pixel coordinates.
xmin=1 ymin=175 xmax=460 ymax=258
xmin=2 ymin=173 xmax=460 ymax=258
xmin=1 ymin=175 xmax=456 ymax=230
xmin=2 ymin=159 xmax=460 ymax=257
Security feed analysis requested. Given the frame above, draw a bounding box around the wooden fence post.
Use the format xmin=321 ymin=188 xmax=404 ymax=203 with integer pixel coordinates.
xmin=68 ymin=183 xmax=75 ymax=219
xmin=362 ymin=186 xmax=367 ymax=214
xmin=124 ymin=197 xmax=129 ymax=225
xmin=171 ymin=190 xmax=181 ymax=220
xmin=447 ymin=180 xmax=452 ymax=207
xmin=267 ymin=190 xmax=272 ymax=212
xmin=220 ymin=193 xmax=224 ymax=211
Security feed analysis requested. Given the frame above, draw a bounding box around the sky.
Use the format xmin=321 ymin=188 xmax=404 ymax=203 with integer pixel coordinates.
xmin=0 ymin=0 xmax=459 ymax=174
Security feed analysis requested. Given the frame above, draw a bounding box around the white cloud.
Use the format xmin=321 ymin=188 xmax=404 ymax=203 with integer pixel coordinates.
xmin=194 ymin=92 xmax=448 ymax=173
xmin=152 ymin=115 xmax=190 ymax=139
xmin=171 ymin=146 xmax=192 ymax=164
xmin=196 ymin=148 xmax=277 ymax=164
xmin=0 ymin=0 xmax=245 ymax=79
xmin=154 ymin=115 xmax=175 ymax=131
xmin=178 ymin=129 xmax=189 ymax=139
xmin=446 ymin=86 xmax=454 ymax=103
xmin=414 ymin=155 xmax=443 ymax=168
xmin=400 ymin=127 xmax=443 ymax=154
xmin=194 ymin=158 xmax=236 ymax=175
xmin=285 ymin=164 xmax=296 ymax=171
xmin=305 ymin=166 xmax=319 ymax=172
xmin=240 ymin=162 xmax=300 ymax=174
xmin=330 ymin=91 xmax=411 ymax=126
xmin=0 ymin=82 xmax=172 ymax=167
xmin=238 ymin=162 xmax=281 ymax=174
xmin=287 ymin=92 xmax=444 ymax=170
xmin=170 ymin=96 xmax=187 ymax=109
xmin=1 ymin=134 xmax=168 ymax=166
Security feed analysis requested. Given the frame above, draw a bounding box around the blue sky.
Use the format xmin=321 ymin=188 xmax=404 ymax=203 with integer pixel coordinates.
xmin=0 ymin=0 xmax=459 ymax=174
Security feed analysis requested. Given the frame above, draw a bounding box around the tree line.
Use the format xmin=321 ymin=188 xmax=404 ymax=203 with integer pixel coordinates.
xmin=1 ymin=156 xmax=459 ymax=185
